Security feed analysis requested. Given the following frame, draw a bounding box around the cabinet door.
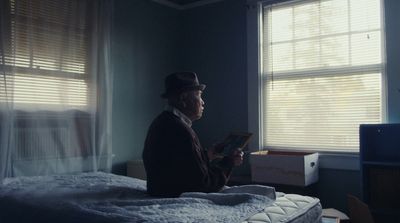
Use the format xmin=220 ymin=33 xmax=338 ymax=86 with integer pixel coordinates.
xmin=360 ymin=123 xmax=400 ymax=223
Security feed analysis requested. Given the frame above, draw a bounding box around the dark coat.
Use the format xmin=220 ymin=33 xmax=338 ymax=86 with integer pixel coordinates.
xmin=142 ymin=111 xmax=232 ymax=197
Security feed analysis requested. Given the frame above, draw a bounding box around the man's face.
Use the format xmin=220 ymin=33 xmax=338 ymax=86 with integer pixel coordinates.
xmin=182 ymin=90 xmax=204 ymax=121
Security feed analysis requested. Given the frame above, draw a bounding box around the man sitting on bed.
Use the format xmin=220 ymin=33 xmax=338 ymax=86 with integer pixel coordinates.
xmin=142 ymin=71 xmax=243 ymax=197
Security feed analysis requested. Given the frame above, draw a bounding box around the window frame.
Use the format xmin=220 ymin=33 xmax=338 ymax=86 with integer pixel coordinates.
xmin=0 ymin=0 xmax=93 ymax=111
xmin=246 ymin=0 xmax=387 ymax=156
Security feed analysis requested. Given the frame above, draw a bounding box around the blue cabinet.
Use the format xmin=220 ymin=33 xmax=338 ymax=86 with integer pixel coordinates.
xmin=360 ymin=124 xmax=400 ymax=223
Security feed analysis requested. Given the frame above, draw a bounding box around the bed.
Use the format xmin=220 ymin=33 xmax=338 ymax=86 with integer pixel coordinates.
xmin=0 ymin=172 xmax=322 ymax=223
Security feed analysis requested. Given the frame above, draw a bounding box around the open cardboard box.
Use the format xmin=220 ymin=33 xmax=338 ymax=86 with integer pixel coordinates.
xmin=250 ymin=150 xmax=319 ymax=186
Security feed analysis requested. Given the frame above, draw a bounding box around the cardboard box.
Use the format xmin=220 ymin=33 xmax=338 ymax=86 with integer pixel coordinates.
xmin=322 ymin=208 xmax=350 ymax=223
xmin=250 ymin=150 xmax=319 ymax=186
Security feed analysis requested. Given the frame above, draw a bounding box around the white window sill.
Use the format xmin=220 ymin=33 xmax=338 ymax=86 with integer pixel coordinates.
xmin=318 ymin=153 xmax=360 ymax=171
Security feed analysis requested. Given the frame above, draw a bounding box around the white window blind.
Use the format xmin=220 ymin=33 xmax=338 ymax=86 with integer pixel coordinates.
xmin=0 ymin=0 xmax=92 ymax=110
xmin=262 ymin=0 xmax=384 ymax=152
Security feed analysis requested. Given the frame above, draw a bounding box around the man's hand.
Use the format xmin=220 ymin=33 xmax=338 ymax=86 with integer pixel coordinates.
xmin=208 ymin=144 xmax=244 ymax=166
xmin=207 ymin=143 xmax=225 ymax=161
xmin=229 ymin=148 xmax=244 ymax=166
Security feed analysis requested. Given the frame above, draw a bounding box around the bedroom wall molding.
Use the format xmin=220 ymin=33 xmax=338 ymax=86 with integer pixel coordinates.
xmin=152 ymin=0 xmax=224 ymax=10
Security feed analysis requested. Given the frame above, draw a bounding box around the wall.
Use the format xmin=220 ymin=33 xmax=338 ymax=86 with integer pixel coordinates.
xmin=385 ymin=0 xmax=400 ymax=123
xmin=180 ymin=0 xmax=248 ymax=152
xmin=111 ymin=0 xmax=181 ymax=174
xmin=110 ymin=0 xmax=399 ymax=214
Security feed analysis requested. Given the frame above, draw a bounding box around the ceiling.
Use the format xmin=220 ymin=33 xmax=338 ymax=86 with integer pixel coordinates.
xmin=153 ymin=0 xmax=223 ymax=9
xmin=167 ymin=0 xmax=205 ymax=5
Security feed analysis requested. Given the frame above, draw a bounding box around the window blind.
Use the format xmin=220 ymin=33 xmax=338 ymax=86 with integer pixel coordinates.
xmin=0 ymin=0 xmax=92 ymax=110
xmin=262 ymin=0 xmax=384 ymax=152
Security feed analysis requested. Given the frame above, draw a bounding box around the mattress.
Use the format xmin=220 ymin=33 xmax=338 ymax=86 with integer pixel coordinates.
xmin=244 ymin=193 xmax=322 ymax=223
xmin=0 ymin=172 xmax=321 ymax=223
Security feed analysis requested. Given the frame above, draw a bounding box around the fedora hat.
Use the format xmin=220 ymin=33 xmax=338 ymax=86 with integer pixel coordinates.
xmin=161 ymin=71 xmax=206 ymax=98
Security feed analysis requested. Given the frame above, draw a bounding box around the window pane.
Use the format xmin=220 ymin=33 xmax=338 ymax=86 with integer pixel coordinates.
xmin=1 ymin=0 xmax=90 ymax=109
xmin=294 ymin=39 xmax=320 ymax=69
xmin=320 ymin=0 xmax=348 ymax=35
xmin=294 ymin=3 xmax=320 ymax=39
xmin=264 ymin=0 xmax=382 ymax=72
xmin=1 ymin=73 xmax=92 ymax=110
xmin=350 ymin=0 xmax=381 ymax=32
xmin=264 ymin=73 xmax=382 ymax=151
xmin=321 ymin=35 xmax=349 ymax=67
xmin=270 ymin=7 xmax=293 ymax=42
xmin=351 ymin=32 xmax=381 ymax=65
xmin=266 ymin=43 xmax=293 ymax=72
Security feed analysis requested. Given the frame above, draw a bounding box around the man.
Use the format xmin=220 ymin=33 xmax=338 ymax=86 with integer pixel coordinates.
xmin=142 ymin=71 xmax=243 ymax=197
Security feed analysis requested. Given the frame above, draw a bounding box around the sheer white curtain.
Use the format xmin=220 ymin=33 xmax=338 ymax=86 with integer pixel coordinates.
xmin=0 ymin=0 xmax=113 ymax=180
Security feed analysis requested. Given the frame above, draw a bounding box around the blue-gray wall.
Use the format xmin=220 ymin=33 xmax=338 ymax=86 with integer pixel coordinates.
xmin=111 ymin=0 xmax=182 ymax=174
xmin=385 ymin=0 xmax=400 ymax=123
xmin=181 ymin=0 xmax=248 ymax=149
xmin=111 ymin=0 xmax=399 ymax=214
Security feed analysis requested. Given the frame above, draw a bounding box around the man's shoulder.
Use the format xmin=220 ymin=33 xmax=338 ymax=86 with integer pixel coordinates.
xmin=153 ymin=111 xmax=179 ymax=123
xmin=146 ymin=111 xmax=193 ymax=143
xmin=150 ymin=111 xmax=187 ymax=130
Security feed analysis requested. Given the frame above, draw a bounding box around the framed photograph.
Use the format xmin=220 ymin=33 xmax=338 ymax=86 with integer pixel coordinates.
xmin=219 ymin=132 xmax=252 ymax=156
xmin=321 ymin=216 xmax=340 ymax=223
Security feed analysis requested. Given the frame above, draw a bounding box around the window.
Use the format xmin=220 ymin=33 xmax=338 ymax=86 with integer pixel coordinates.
xmin=0 ymin=0 xmax=112 ymax=177
xmin=261 ymin=0 xmax=384 ymax=152
xmin=0 ymin=0 xmax=93 ymax=111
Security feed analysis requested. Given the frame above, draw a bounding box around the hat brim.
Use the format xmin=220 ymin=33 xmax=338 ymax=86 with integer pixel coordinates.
xmin=161 ymin=84 xmax=206 ymax=98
